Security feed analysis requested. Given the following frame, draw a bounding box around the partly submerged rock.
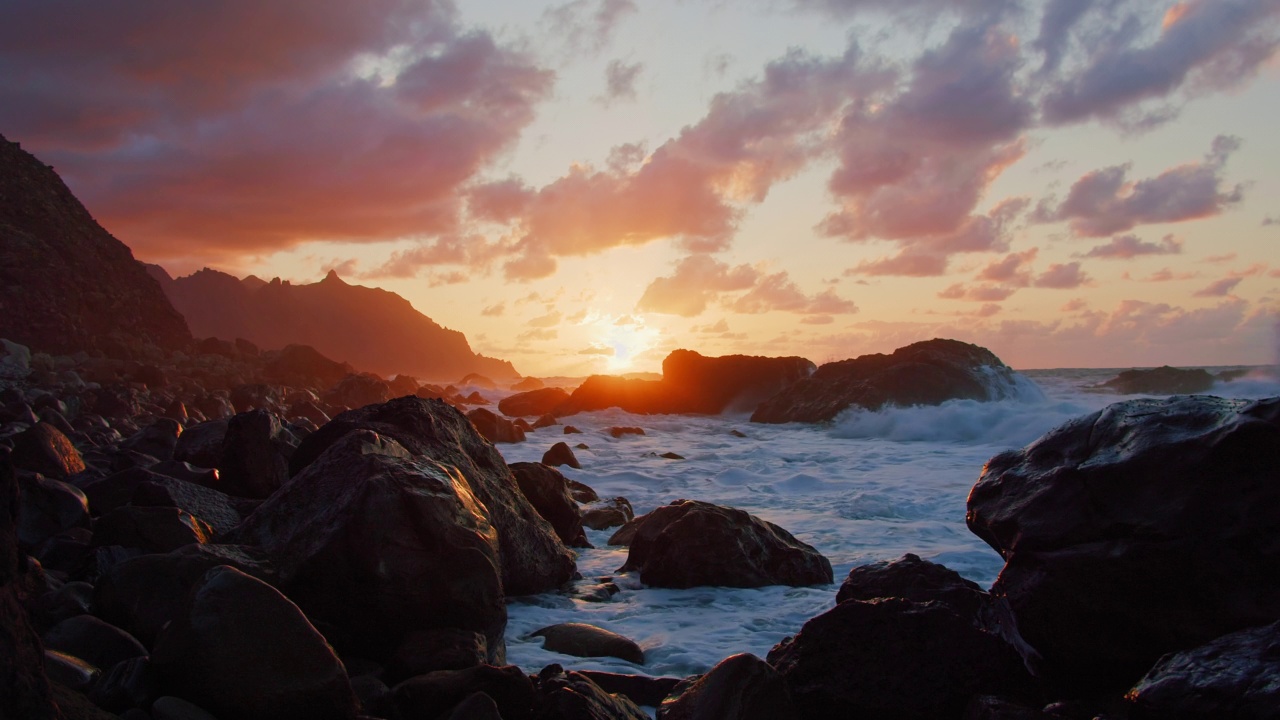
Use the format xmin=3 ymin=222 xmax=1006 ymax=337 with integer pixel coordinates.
xmin=499 ymin=387 xmax=571 ymax=418
xmin=531 ymin=623 xmax=645 ymax=664
xmin=751 ymin=338 xmax=1034 ymax=424
xmin=619 ymin=500 xmax=832 ymax=588
xmin=467 ymin=407 xmax=527 ymax=444
xmin=836 ymin=553 xmax=987 ymax=619
xmin=967 ymin=395 xmax=1280 ymax=689
xmin=510 ymin=462 xmax=589 ymax=548
xmin=1100 ymin=365 xmax=1215 ymax=395
xmin=542 ymin=441 xmax=581 ymax=469
xmin=657 ymin=653 xmax=796 ymax=720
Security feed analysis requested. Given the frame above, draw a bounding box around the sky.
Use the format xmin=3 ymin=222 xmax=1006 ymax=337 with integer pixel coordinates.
xmin=2 ymin=0 xmax=1279 ymax=376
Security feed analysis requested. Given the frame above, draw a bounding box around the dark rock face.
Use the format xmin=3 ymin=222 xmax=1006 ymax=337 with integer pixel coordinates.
xmin=289 ymin=397 xmax=574 ymax=596
xmin=768 ymin=599 xmax=1033 ymax=718
xmin=467 ymin=407 xmax=527 ymax=444
xmin=263 ymin=344 xmax=354 ymax=389
xmin=509 ymin=462 xmax=589 ymax=548
xmin=0 ymin=135 xmax=191 ymax=356
xmin=542 ymin=441 xmax=582 ymax=469
xmin=836 ymin=553 xmax=987 ymax=618
xmin=557 ymin=351 xmax=815 ymax=417
xmin=752 ymin=338 xmax=1030 ymax=424
xmin=531 ymin=623 xmax=645 ymax=664
xmin=499 ymin=387 xmax=571 ymax=417
xmin=324 ymin=372 xmax=391 ymax=409
xmin=967 ymin=395 xmax=1280 ymax=689
xmin=89 ymin=506 xmax=213 ymax=553
xmin=585 ymin=498 xmax=634 ymax=532
xmin=172 ymin=418 xmax=228 ymax=468
xmin=657 ymin=653 xmax=796 ymax=720
xmin=229 ymin=430 xmax=507 ymax=663
xmin=11 ymin=422 xmax=86 ymax=478
xmin=619 ymin=500 xmax=832 ymax=588
xmin=151 ymin=565 xmax=358 ymax=720
xmin=218 ymin=410 xmax=299 ymax=499
xmin=1127 ymin=620 xmax=1280 ymax=719
xmin=1101 ymin=365 xmax=1215 ymax=395
xmin=390 ymin=664 xmax=537 ymax=720
xmin=16 ymin=475 xmax=90 ymax=550
xmin=42 ymin=615 xmax=148 ymax=672
xmin=579 ymin=672 xmax=681 ymax=709
xmin=534 ymin=664 xmax=650 ymax=720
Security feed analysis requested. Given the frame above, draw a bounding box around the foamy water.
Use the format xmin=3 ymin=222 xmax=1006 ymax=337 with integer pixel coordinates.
xmin=490 ymin=367 xmax=1280 ymax=687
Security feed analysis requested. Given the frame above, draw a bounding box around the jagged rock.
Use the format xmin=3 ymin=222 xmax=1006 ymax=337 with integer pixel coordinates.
xmin=0 ymin=135 xmax=191 ymax=356
xmin=125 ymin=474 xmax=245 ymax=535
xmin=218 ymin=409 xmax=298 ymax=498
xmin=10 ymin=422 xmax=85 ymax=478
xmin=584 ymin=498 xmax=634 ymax=532
xmin=390 ymin=664 xmax=537 ymax=720
xmin=89 ymin=506 xmax=213 ymax=553
xmin=325 ymin=372 xmax=391 ymax=409
xmin=534 ymin=664 xmax=649 ymax=720
xmin=1126 ymin=619 xmax=1280 ymax=719
xmin=288 ymin=397 xmax=574 ymax=596
xmin=262 ymin=344 xmax=354 ymax=389
xmin=119 ymin=418 xmax=181 ymax=461
xmin=459 ymin=373 xmax=497 ymax=389
xmin=579 ymin=672 xmax=682 ymax=709
xmin=607 ymin=514 xmax=643 ymax=545
xmin=1101 ymin=365 xmax=1215 ymax=395
xmin=566 ymin=478 xmax=599 ymax=503
xmin=533 ymin=413 xmax=558 ymax=429
xmin=0 ymin=339 xmax=31 ymax=384
xmin=752 ymin=338 xmax=1032 ymax=424
xmin=564 ymin=426 xmax=582 ymax=434
xmin=836 ymin=553 xmax=987 ymax=618
xmin=542 ymin=441 xmax=581 ymax=469
xmin=229 ymin=383 xmax=282 ymax=414
xmin=558 ymin=351 xmax=815 ymax=417
xmin=768 ymin=599 xmax=1034 ymax=718
xmin=467 ymin=407 xmax=527 ymax=443
xmin=499 ymin=387 xmax=571 ymax=418
xmin=42 ymin=615 xmax=148 ymax=673
xmin=967 ymin=395 xmax=1280 ymax=689
xmin=657 ymin=653 xmax=796 ymax=720
xmin=619 ymin=500 xmax=831 ymax=588
xmin=151 ymin=566 xmax=358 ymax=720
xmin=16 ymin=475 xmax=90 ymax=550
xmin=510 ymin=462 xmax=589 ymax=548
xmin=172 ymin=418 xmax=227 ymax=468
xmin=228 ymin=430 xmax=507 ymax=663
xmin=532 ymin=623 xmax=645 ymax=664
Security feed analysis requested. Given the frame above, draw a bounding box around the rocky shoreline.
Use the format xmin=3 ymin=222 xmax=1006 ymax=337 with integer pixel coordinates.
xmin=2 ymin=337 xmax=1279 ymax=719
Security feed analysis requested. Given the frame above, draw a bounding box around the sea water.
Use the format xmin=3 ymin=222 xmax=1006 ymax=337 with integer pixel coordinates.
xmin=493 ymin=367 xmax=1280 ymax=684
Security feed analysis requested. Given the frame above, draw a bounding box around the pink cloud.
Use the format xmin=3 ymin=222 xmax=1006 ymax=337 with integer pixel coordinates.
xmin=1034 ymin=262 xmax=1091 ymax=289
xmin=602 ymin=60 xmax=644 ymax=103
xmin=1194 ymin=277 xmax=1245 ymax=297
xmin=1080 ymin=233 xmax=1183 ymax=260
xmin=937 ymin=283 xmax=1018 ymax=302
xmin=977 ymin=248 xmax=1037 ymax=285
xmin=847 ymin=251 xmax=950 ymax=277
xmin=637 ymin=254 xmax=759 ymax=317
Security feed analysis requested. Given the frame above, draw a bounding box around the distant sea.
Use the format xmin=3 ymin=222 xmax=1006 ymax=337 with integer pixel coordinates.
xmin=492 ymin=366 xmax=1280 ymax=684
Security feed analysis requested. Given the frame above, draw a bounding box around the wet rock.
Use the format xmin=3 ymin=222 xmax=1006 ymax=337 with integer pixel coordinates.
xmin=31 ymin=580 xmax=93 ymax=630
xmin=579 ymin=672 xmax=682 ymax=709
xmin=566 ymin=478 xmax=599 ymax=503
xmin=289 ymin=396 xmax=574 ymax=596
xmin=658 ymin=452 xmax=684 ymax=460
xmin=193 ymin=394 xmax=234 ymax=421
xmin=0 ymin=339 xmax=31 ymax=384
xmin=607 ymin=515 xmax=643 ymax=546
xmin=151 ymin=565 xmax=358 ymax=720
xmin=1127 ymin=619 xmax=1280 ymax=719
xmin=532 ymin=623 xmax=645 ymax=664
xmin=443 ymin=691 xmax=503 ymax=720
xmin=768 ymin=599 xmax=1034 ymax=718
xmin=32 ymin=528 xmax=92 ymax=577
xmin=657 ymin=653 xmax=795 ymax=720
xmin=608 ymin=426 xmax=645 ymax=438
xmin=44 ymin=649 xmax=99 ymax=692
xmin=511 ymin=377 xmax=546 ymax=392
xmin=228 ymin=430 xmax=507 ymax=663
xmin=42 ymin=615 xmax=148 ymax=672
xmin=16 ymin=475 xmax=89 ymax=550
xmin=499 ymin=387 xmax=571 ymax=418
xmin=836 ymin=553 xmax=987 ymax=618
xmin=967 ymin=395 xmax=1280 ymax=689
xmin=534 ymin=664 xmax=649 ymax=720
xmin=125 ymin=473 xmax=245 ymax=534
xmin=584 ymin=497 xmax=634 ymax=532
xmin=390 ymin=664 xmax=537 ymax=720
xmin=533 ymin=413 xmax=559 ymax=429
xmin=752 ymin=338 xmax=1028 ymax=424
xmin=218 ymin=409 xmax=298 ymax=498
xmin=510 ymin=462 xmax=589 ymax=547
xmin=151 ymin=695 xmax=221 ymax=720
xmin=1101 ymin=365 xmax=1215 ymax=395
xmin=542 ymin=441 xmax=581 ymax=469
xmin=385 ymin=629 xmax=490 ymax=684
xmin=564 ymin=425 xmax=582 ymax=434
xmin=172 ymin=418 xmax=227 ymax=468
xmin=89 ymin=656 xmax=159 ymax=714
xmin=467 ymin=407 xmax=527 ymax=443
xmin=89 ymin=506 xmax=213 ymax=553
xmin=11 ymin=422 xmax=85 ymax=478
xmin=619 ymin=500 xmax=832 ymax=588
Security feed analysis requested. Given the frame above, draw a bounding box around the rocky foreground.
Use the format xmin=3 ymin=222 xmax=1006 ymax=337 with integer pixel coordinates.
xmin=2 ymin=335 xmax=1279 ymax=719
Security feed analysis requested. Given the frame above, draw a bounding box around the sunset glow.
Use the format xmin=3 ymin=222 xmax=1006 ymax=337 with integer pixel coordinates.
xmin=3 ymin=0 xmax=1278 ymax=376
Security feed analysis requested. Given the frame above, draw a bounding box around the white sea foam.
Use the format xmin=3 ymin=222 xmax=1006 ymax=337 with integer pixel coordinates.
xmin=490 ymin=367 xmax=1277 ymax=693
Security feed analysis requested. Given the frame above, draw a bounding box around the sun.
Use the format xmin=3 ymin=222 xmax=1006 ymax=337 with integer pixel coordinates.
xmin=599 ymin=315 xmax=659 ymax=373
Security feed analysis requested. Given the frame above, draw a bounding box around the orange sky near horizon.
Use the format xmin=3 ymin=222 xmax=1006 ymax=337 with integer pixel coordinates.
xmin=3 ymin=0 xmax=1278 ymax=376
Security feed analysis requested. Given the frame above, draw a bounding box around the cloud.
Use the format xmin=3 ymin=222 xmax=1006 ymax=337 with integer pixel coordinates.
xmin=1080 ymin=233 xmax=1183 ymax=259
xmin=1060 ymin=297 xmax=1089 ymax=313
xmin=692 ymin=319 xmax=731 ymax=334
xmin=1040 ymin=0 xmax=1280 ymax=127
xmin=801 ymin=315 xmax=835 ymax=325
xmin=937 ymin=283 xmax=1018 ymax=302
xmin=847 ymin=251 xmax=950 ymax=277
xmin=362 ymin=235 xmax=508 ymax=279
xmin=1135 ymin=267 xmax=1198 ymax=282
xmin=636 ymin=254 xmax=759 ymax=316
xmin=528 ymin=310 xmax=562 ymax=328
xmin=1264 ymin=215 xmax=1279 ymax=226
xmin=579 ymin=345 xmax=615 ymax=355
xmin=977 ymin=248 xmax=1037 ymax=285
xmin=1034 ymin=262 xmax=1091 ymax=289
xmin=602 ymin=60 xmax=643 ymax=104
xmin=541 ymin=0 xmax=637 ymax=58
xmin=1034 ymin=135 xmax=1243 ymax=237
xmin=518 ymin=328 xmax=558 ymax=342
xmin=730 ymin=272 xmax=858 ymax=315
xmin=1194 ymin=277 xmax=1244 ymax=297
xmin=0 ymin=3 xmax=553 ymax=268
xmin=481 ymin=302 xmax=506 ymax=317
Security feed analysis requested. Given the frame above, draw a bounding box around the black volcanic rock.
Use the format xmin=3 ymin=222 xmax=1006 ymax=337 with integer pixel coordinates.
xmin=752 ymin=338 xmax=1028 ymax=424
xmin=498 ymin=387 xmax=571 ymax=417
xmin=836 ymin=553 xmax=988 ymax=619
xmin=557 ymin=351 xmax=815 ymax=417
xmin=153 ymin=266 xmax=516 ymax=381
xmin=1100 ymin=365 xmax=1215 ymax=395
xmin=658 ymin=652 xmax=796 ymax=720
xmin=967 ymin=395 xmax=1280 ymax=690
xmin=0 ymin=135 xmax=191 ymax=356
xmin=509 ymin=462 xmax=589 ymax=548
xmin=619 ymin=499 xmax=832 ymax=588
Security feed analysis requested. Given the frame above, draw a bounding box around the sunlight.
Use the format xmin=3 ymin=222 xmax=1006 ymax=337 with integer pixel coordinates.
xmin=582 ymin=313 xmax=660 ymax=372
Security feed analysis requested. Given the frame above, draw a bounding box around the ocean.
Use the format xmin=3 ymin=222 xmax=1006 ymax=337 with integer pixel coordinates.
xmin=494 ymin=367 xmax=1280 ymax=684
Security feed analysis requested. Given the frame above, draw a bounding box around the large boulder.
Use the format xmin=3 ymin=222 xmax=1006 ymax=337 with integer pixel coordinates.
xmin=325 ymin=372 xmax=391 ymax=410
xmin=657 ymin=653 xmax=796 ymax=720
xmin=217 ymin=410 xmax=299 ymax=499
xmin=499 ymin=387 xmax=571 ymax=418
xmin=558 ymin=351 xmax=815 ymax=417
xmin=227 ymin=430 xmax=507 ymax=663
xmin=1101 ymin=365 xmax=1215 ymax=395
xmin=836 ymin=553 xmax=987 ymax=618
xmin=509 ymin=462 xmax=589 ymax=548
xmin=531 ymin=623 xmax=644 ymax=664
xmin=533 ymin=664 xmax=649 ymax=720
xmin=1126 ymin=620 xmax=1280 ymax=719
xmin=467 ymin=407 xmax=527 ymax=444
xmin=172 ymin=418 xmax=228 ymax=468
xmin=752 ymin=338 xmax=1032 ymax=423
xmin=288 ymin=397 xmax=575 ymax=596
xmin=10 ymin=422 xmax=85 ymax=479
xmin=618 ymin=500 xmax=832 ymax=588
xmin=767 ymin=599 xmax=1033 ymax=718
xmin=16 ymin=475 xmax=89 ymax=550
xmin=151 ymin=565 xmax=358 ymax=720
xmin=967 ymin=395 xmax=1280 ymax=689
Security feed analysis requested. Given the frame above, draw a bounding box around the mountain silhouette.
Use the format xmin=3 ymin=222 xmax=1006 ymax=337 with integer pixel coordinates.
xmin=148 ymin=266 xmax=518 ymax=382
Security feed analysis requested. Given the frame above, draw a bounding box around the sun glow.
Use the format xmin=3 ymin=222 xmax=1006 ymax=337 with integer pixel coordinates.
xmin=580 ymin=313 xmax=660 ymax=372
